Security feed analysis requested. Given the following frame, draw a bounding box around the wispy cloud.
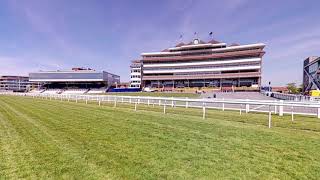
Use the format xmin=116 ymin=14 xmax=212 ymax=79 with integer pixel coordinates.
xmin=1 ymin=0 xmax=319 ymax=85
xmin=0 ymin=54 xmax=71 ymax=76
xmin=8 ymin=0 xmax=102 ymax=62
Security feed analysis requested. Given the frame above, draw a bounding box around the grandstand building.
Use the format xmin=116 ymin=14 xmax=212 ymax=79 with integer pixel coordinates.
xmin=303 ymin=56 xmax=320 ymax=93
xmin=136 ymin=38 xmax=266 ymax=90
xmin=130 ymin=60 xmax=142 ymax=88
xmin=29 ymin=68 xmax=120 ymax=94
xmin=0 ymin=76 xmax=37 ymax=92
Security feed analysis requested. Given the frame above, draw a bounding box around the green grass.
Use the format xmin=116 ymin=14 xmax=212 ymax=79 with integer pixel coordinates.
xmin=0 ymin=95 xmax=320 ymax=179
xmin=104 ymin=92 xmax=200 ymax=98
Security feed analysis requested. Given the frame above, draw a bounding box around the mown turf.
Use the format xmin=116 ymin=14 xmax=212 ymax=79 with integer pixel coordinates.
xmin=0 ymin=95 xmax=320 ymax=179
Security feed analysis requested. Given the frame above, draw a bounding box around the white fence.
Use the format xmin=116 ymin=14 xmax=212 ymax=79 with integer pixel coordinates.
xmin=1 ymin=92 xmax=320 ymax=128
xmin=271 ymin=92 xmax=311 ymax=101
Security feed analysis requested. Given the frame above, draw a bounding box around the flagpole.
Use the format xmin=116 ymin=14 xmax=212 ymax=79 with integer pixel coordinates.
xmin=209 ymin=32 xmax=213 ymax=40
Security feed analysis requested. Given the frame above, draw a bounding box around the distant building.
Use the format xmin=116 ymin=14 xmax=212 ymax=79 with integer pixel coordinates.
xmin=29 ymin=68 xmax=120 ymax=90
xmin=135 ymin=38 xmax=266 ymax=90
xmin=130 ymin=60 xmax=142 ymax=88
xmin=272 ymin=86 xmax=289 ymax=94
xmin=303 ymin=56 xmax=320 ymax=93
xmin=0 ymin=76 xmax=37 ymax=92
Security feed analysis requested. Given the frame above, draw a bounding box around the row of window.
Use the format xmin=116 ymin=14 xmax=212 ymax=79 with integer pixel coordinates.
xmin=131 ymin=70 xmax=141 ymax=73
xmin=130 ymin=84 xmax=141 ymax=88
xmin=143 ymin=70 xmax=259 ymax=77
xmin=143 ymin=57 xmax=260 ymax=65
xmin=143 ymin=63 xmax=260 ymax=71
xmin=131 ymin=80 xmax=141 ymax=84
xmin=131 ymin=75 xmax=141 ymax=78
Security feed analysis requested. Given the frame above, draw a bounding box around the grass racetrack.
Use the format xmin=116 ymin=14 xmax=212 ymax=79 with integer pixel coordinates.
xmin=0 ymin=95 xmax=320 ymax=179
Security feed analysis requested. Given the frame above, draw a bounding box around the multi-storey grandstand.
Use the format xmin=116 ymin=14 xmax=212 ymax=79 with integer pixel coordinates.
xmin=131 ymin=38 xmax=265 ymax=92
xmin=0 ymin=76 xmax=38 ymax=92
xmin=29 ymin=67 xmax=120 ymax=94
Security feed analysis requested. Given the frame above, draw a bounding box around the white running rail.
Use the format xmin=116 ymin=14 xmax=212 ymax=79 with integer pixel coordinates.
xmin=1 ymin=92 xmax=320 ymax=128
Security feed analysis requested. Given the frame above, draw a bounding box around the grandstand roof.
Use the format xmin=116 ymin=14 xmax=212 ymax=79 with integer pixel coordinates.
xmin=175 ymin=42 xmax=185 ymax=47
xmin=208 ymin=39 xmax=221 ymax=44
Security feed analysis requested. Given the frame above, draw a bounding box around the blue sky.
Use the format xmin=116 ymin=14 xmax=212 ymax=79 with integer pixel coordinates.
xmin=0 ymin=0 xmax=319 ymax=86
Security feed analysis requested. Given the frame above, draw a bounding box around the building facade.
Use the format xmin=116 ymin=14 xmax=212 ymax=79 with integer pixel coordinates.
xmin=0 ymin=76 xmax=37 ymax=92
xmin=137 ymin=39 xmax=265 ymax=89
xmin=29 ymin=68 xmax=120 ymax=89
xmin=130 ymin=60 xmax=142 ymax=88
xmin=303 ymin=56 xmax=320 ymax=93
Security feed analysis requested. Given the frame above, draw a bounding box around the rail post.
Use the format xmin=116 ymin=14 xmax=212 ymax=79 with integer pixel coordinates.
xmin=279 ymin=100 xmax=284 ymax=116
xmin=99 ymin=98 xmax=101 ymax=106
xmin=240 ymin=104 xmax=242 ymax=115
xmin=171 ymin=97 xmax=174 ymax=107
xmin=159 ymin=99 xmax=161 ymax=106
xmin=291 ymin=106 xmax=294 ymax=121
xmin=268 ymin=105 xmax=272 ymax=128
xmin=163 ymin=100 xmax=166 ymax=114
xmin=317 ymin=103 xmax=320 ymax=119
xmin=114 ymin=97 xmax=117 ymax=107
xmin=121 ymin=97 xmax=124 ymax=103
xmin=129 ymin=97 xmax=132 ymax=104
xmin=222 ymin=98 xmax=225 ymax=111
xmin=202 ymin=102 xmax=206 ymax=119
xmin=148 ymin=99 xmax=150 ymax=106
xmin=135 ymin=102 xmax=137 ymax=111
xmin=76 ymin=96 xmax=78 ymax=103
xmin=185 ymin=97 xmax=189 ymax=108
xmin=245 ymin=99 xmax=249 ymax=113
xmin=85 ymin=97 xmax=88 ymax=104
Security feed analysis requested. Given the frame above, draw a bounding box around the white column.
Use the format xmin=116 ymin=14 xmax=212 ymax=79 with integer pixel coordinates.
xmin=291 ymin=106 xmax=294 ymax=121
xmin=171 ymin=97 xmax=174 ymax=107
xmin=222 ymin=99 xmax=225 ymax=111
xmin=279 ymin=100 xmax=284 ymax=116
xmin=245 ymin=104 xmax=249 ymax=113
xmin=185 ymin=98 xmax=189 ymax=108
xmin=268 ymin=105 xmax=272 ymax=128
xmin=202 ymin=102 xmax=206 ymax=119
